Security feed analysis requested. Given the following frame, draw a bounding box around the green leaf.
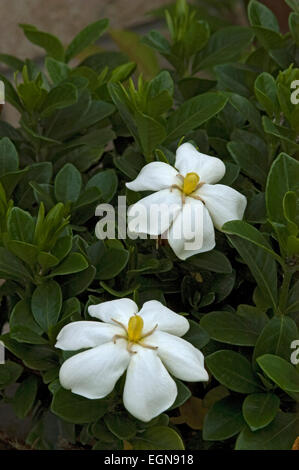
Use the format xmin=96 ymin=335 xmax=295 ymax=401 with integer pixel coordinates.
xmin=182 ymin=320 xmax=210 ymax=349
xmin=131 ymin=426 xmax=184 ymax=450
xmin=96 ymin=248 xmax=129 ymax=280
xmin=65 ymin=19 xmax=109 ymax=63
xmin=10 ymin=299 xmax=43 ymax=335
xmin=248 ymin=0 xmax=283 ymax=50
xmin=203 ymin=396 xmax=244 ymax=441
xmin=45 ymin=57 xmax=69 ymax=84
xmin=136 ymin=111 xmax=167 ymax=159
xmin=13 ymin=376 xmax=38 ymax=418
xmin=227 ymin=140 xmax=268 ymax=185
xmin=236 ymin=412 xmax=299 ymax=450
xmin=61 ymin=265 xmax=96 ymax=298
xmin=104 ymin=414 xmax=137 ymax=440
xmin=222 ymin=220 xmax=282 ymax=264
xmin=51 ymin=387 xmax=108 ymax=424
xmin=1 ymin=335 xmax=58 ymax=371
xmin=257 ymin=354 xmax=299 ymax=394
xmin=20 ymin=24 xmax=65 ymax=61
xmin=254 ymin=72 xmax=279 ymax=117
xmin=0 ymin=247 xmax=32 ymax=281
xmin=41 ymin=83 xmax=78 ymax=117
xmin=142 ymin=30 xmax=172 ymax=56
xmin=0 ymin=74 xmax=23 ymax=112
xmin=7 ymin=207 xmax=35 ymax=244
xmin=229 ymin=93 xmax=262 ymax=135
xmin=31 ymin=281 xmax=62 ymax=331
xmin=10 ymin=326 xmax=48 ymax=345
xmin=169 ymin=379 xmax=191 ymax=410
xmin=0 ymin=361 xmax=23 ymax=388
xmin=248 ymin=0 xmax=280 ymax=31
xmin=108 ymin=82 xmax=139 ymax=142
xmin=0 ymin=54 xmax=24 ymax=71
xmin=242 ymin=393 xmax=280 ymax=431
xmin=206 ymin=350 xmax=262 ymax=393
xmin=226 ymin=234 xmax=278 ymax=309
xmin=290 ymin=13 xmax=299 ymax=45
xmin=48 ymin=253 xmax=88 ymax=277
xmin=182 ymin=249 xmax=232 ymax=274
xmin=110 ymin=29 xmax=159 ymax=80
xmin=286 ymin=0 xmax=299 ymax=14
xmin=266 ymin=153 xmax=299 ymax=225
xmin=253 ymin=316 xmax=298 ymax=363
xmin=165 ymin=92 xmax=227 ymax=143
xmin=0 ymin=137 xmax=19 ymax=176
xmin=201 ymin=307 xmax=268 ymax=346
xmin=54 ymin=163 xmax=82 ymax=204
xmin=86 ymin=169 xmax=118 ymax=203
xmin=194 ymin=27 xmax=254 ymax=71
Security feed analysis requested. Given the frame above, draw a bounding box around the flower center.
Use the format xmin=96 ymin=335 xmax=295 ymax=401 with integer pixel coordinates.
xmin=170 ymin=172 xmax=205 ymax=204
xmin=183 ymin=172 xmax=200 ymax=195
xmin=127 ymin=315 xmax=143 ymax=342
xmin=111 ymin=315 xmax=158 ymax=354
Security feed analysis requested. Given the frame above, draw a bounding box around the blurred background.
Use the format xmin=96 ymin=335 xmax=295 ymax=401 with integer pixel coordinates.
xmin=0 ymin=0 xmax=292 ymax=124
xmin=0 ymin=0 xmax=290 ymax=66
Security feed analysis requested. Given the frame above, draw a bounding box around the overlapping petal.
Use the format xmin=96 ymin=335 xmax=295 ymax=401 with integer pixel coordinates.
xmin=88 ymin=298 xmax=138 ymax=325
xmin=126 ymin=162 xmax=178 ymax=192
xmin=167 ymin=201 xmax=215 ymax=260
xmin=139 ymin=300 xmax=189 ymax=337
xmin=197 ymin=183 xmax=247 ymax=230
xmin=127 ymin=189 xmax=182 ymax=236
xmin=55 ymin=321 xmax=123 ymax=351
xmin=144 ymin=330 xmax=209 ymax=382
xmin=123 ymin=347 xmax=177 ymax=422
xmin=175 ymin=143 xmax=226 ymax=184
xmin=59 ymin=340 xmax=130 ymax=399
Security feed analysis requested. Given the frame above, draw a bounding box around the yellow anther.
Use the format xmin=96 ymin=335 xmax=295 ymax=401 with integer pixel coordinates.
xmin=183 ymin=172 xmax=200 ymax=195
xmin=127 ymin=315 xmax=144 ymax=342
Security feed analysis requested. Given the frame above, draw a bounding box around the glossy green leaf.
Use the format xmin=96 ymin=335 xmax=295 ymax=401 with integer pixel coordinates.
xmin=31 ymin=281 xmax=62 ymax=331
xmin=65 ymin=19 xmax=109 ymax=63
xmin=203 ymin=396 xmax=244 ymax=441
xmin=242 ymin=393 xmax=280 ymax=431
xmin=165 ymin=92 xmax=227 ymax=143
xmin=206 ymin=350 xmax=262 ymax=393
xmin=236 ymin=412 xmax=299 ymax=450
xmin=201 ymin=307 xmax=268 ymax=346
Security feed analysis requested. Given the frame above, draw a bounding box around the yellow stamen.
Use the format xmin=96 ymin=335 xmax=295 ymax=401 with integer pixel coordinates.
xmin=183 ymin=172 xmax=200 ymax=195
xmin=127 ymin=315 xmax=144 ymax=342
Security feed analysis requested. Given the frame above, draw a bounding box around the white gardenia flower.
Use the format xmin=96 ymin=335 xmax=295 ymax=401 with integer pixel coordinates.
xmin=55 ymin=298 xmax=208 ymax=422
xmin=126 ymin=142 xmax=247 ymax=260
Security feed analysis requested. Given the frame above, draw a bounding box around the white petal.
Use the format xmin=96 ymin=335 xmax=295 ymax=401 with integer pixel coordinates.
xmin=88 ymin=298 xmax=138 ymax=326
xmin=144 ymin=330 xmax=209 ymax=382
xmin=168 ymin=200 xmax=215 ymax=260
xmin=55 ymin=321 xmax=123 ymax=351
xmin=198 ymin=184 xmax=247 ymax=230
xmin=59 ymin=340 xmax=130 ymax=399
xmin=175 ymin=143 xmax=226 ymax=184
xmin=126 ymin=162 xmax=178 ymax=192
xmin=123 ymin=347 xmax=177 ymax=422
xmin=139 ymin=300 xmax=189 ymax=337
xmin=127 ymin=189 xmax=182 ymax=236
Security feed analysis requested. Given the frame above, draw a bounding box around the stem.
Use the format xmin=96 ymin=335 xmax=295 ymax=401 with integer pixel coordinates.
xmin=277 ymin=269 xmax=293 ymax=315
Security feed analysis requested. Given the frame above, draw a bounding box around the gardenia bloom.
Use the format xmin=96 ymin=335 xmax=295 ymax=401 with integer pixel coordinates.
xmin=126 ymin=142 xmax=247 ymax=260
xmin=55 ymin=298 xmax=208 ymax=422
